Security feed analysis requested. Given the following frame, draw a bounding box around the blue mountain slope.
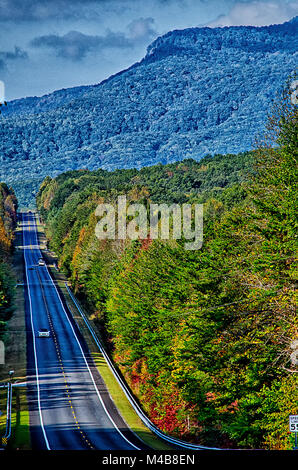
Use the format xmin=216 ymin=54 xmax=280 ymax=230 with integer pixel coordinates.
xmin=0 ymin=17 xmax=297 ymax=205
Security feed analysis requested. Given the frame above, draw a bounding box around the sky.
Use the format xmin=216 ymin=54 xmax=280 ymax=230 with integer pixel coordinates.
xmin=0 ymin=0 xmax=297 ymax=101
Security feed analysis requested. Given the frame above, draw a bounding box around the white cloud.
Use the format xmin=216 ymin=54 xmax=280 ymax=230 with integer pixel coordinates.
xmin=127 ymin=17 xmax=157 ymax=41
xmin=208 ymin=1 xmax=298 ymax=27
xmin=30 ymin=18 xmax=158 ymax=61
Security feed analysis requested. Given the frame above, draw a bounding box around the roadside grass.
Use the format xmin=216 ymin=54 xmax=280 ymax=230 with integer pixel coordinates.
xmin=0 ymin=386 xmax=30 ymax=450
xmin=11 ymin=387 xmax=30 ymax=450
xmin=0 ymin=387 xmax=30 ymax=451
xmin=0 ymin=219 xmax=31 ymax=450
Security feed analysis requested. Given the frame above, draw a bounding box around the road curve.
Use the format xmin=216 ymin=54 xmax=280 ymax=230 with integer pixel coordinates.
xmin=23 ymin=212 xmax=147 ymax=450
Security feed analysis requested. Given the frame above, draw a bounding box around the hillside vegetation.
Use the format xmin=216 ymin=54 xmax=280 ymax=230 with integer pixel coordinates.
xmin=0 ymin=184 xmax=17 ymax=340
xmin=1 ymin=17 xmax=298 ymax=206
xmin=37 ymin=91 xmax=297 ymax=449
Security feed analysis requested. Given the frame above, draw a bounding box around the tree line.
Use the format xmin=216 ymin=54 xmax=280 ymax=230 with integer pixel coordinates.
xmin=36 ymin=92 xmax=297 ymax=449
xmin=0 ymin=183 xmax=17 ymax=340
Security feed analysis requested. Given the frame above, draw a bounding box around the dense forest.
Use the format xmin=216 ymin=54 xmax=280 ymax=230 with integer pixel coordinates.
xmin=1 ymin=17 xmax=297 ymax=207
xmin=37 ymin=93 xmax=297 ymax=449
xmin=0 ymin=183 xmax=17 ymax=340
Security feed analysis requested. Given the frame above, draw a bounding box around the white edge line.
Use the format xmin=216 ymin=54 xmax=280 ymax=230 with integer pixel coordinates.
xmin=23 ymin=214 xmax=51 ymax=450
xmin=32 ymin=215 xmax=141 ymax=451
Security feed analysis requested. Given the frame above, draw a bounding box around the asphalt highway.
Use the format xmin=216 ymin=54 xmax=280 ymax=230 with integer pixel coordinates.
xmin=23 ymin=212 xmax=147 ymax=450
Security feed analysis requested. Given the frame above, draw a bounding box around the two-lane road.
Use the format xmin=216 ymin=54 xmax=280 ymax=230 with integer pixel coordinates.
xmin=23 ymin=212 xmax=146 ymax=450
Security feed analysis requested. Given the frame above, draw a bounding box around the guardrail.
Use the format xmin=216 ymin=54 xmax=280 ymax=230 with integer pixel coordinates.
xmin=65 ymin=282 xmax=220 ymax=451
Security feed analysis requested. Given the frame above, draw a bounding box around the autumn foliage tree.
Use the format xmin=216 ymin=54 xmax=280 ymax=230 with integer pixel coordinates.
xmin=36 ymin=87 xmax=297 ymax=449
xmin=0 ymin=183 xmax=17 ymax=338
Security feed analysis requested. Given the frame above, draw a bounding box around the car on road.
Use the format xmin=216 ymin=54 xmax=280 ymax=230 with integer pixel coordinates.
xmin=38 ymin=258 xmax=45 ymax=266
xmin=38 ymin=328 xmax=50 ymax=338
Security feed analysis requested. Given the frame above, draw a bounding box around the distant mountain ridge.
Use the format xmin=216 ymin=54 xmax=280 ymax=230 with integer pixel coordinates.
xmin=0 ymin=17 xmax=297 ymax=206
